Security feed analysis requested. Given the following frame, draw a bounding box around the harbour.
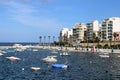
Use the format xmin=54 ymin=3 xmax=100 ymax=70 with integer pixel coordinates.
xmin=0 ymin=43 xmax=120 ymax=80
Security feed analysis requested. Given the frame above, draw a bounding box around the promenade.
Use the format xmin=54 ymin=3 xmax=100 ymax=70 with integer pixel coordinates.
xmin=31 ymin=45 xmax=120 ymax=54
xmin=0 ymin=45 xmax=120 ymax=54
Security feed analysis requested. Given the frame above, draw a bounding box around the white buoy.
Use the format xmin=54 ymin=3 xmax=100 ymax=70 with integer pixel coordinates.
xmin=22 ymin=68 xmax=24 ymax=71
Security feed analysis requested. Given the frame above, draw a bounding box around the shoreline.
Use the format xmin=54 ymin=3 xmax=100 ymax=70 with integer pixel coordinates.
xmin=0 ymin=45 xmax=120 ymax=54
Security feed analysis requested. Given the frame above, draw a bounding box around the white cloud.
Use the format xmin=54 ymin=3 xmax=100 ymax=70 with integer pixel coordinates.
xmin=3 ymin=1 xmax=61 ymax=31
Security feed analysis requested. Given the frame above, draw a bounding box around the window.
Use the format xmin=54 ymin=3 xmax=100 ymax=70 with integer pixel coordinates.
xmin=108 ymin=27 xmax=112 ymax=29
xmin=109 ymin=21 xmax=113 ymax=23
xmin=108 ymin=24 xmax=113 ymax=26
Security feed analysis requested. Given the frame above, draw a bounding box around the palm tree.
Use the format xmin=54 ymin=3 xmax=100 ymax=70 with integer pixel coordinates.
xmin=84 ymin=31 xmax=87 ymax=47
xmin=48 ymin=36 xmax=51 ymax=46
xmin=113 ymin=32 xmax=119 ymax=48
xmin=39 ymin=36 xmax=42 ymax=46
xmin=53 ymin=36 xmax=55 ymax=46
xmin=109 ymin=39 xmax=112 ymax=48
xmin=44 ymin=36 xmax=46 ymax=46
xmin=96 ymin=37 xmax=100 ymax=47
xmin=58 ymin=36 xmax=60 ymax=46
xmin=97 ymin=31 xmax=101 ymax=47
xmin=93 ymin=32 xmax=96 ymax=47
xmin=63 ymin=34 xmax=68 ymax=42
xmin=84 ymin=31 xmax=87 ymax=41
xmin=102 ymin=33 xmax=106 ymax=48
xmin=69 ymin=35 xmax=73 ymax=46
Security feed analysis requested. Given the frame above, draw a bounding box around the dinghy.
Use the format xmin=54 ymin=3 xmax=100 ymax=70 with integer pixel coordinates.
xmin=51 ymin=64 xmax=68 ymax=69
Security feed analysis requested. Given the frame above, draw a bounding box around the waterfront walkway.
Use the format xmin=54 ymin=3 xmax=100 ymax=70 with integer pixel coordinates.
xmin=0 ymin=45 xmax=120 ymax=54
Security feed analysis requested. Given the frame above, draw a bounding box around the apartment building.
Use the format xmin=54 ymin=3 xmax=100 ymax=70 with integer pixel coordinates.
xmin=101 ymin=17 xmax=120 ymax=41
xmin=59 ymin=28 xmax=73 ymax=42
xmin=86 ymin=20 xmax=99 ymax=40
xmin=73 ymin=23 xmax=87 ymax=44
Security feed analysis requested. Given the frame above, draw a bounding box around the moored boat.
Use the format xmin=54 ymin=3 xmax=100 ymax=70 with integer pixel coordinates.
xmin=0 ymin=53 xmax=3 ymax=56
xmin=31 ymin=67 xmax=40 ymax=71
xmin=6 ymin=56 xmax=21 ymax=61
xmin=42 ymin=56 xmax=57 ymax=63
xmin=51 ymin=50 xmax=58 ymax=54
xmin=99 ymin=54 xmax=109 ymax=58
xmin=51 ymin=64 xmax=68 ymax=69
xmin=60 ymin=52 xmax=70 ymax=56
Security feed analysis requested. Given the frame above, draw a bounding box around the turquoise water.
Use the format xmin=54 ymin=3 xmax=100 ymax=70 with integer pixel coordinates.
xmin=0 ymin=47 xmax=120 ymax=80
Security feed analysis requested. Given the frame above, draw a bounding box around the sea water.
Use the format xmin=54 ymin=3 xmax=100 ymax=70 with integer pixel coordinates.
xmin=0 ymin=44 xmax=120 ymax=80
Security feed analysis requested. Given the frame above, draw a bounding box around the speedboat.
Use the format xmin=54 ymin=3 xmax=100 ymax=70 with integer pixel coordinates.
xmin=6 ymin=56 xmax=21 ymax=61
xmin=31 ymin=67 xmax=40 ymax=71
xmin=42 ymin=56 xmax=57 ymax=63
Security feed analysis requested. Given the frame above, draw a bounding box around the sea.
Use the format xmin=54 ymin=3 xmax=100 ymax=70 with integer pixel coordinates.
xmin=0 ymin=42 xmax=120 ymax=80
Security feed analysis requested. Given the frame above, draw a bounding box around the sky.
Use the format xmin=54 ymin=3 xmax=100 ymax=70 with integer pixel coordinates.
xmin=0 ymin=0 xmax=120 ymax=42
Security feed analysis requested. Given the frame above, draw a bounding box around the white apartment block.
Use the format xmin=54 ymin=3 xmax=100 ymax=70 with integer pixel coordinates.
xmin=101 ymin=17 xmax=120 ymax=41
xmin=59 ymin=28 xmax=73 ymax=42
xmin=73 ymin=23 xmax=87 ymax=43
xmin=86 ymin=20 xmax=99 ymax=40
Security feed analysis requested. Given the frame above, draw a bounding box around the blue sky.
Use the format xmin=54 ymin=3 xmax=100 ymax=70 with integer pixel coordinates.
xmin=0 ymin=0 xmax=120 ymax=42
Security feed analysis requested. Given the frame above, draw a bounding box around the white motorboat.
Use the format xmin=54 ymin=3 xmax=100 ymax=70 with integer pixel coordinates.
xmin=60 ymin=52 xmax=70 ymax=56
xmin=31 ymin=67 xmax=40 ymax=71
xmin=15 ymin=48 xmax=24 ymax=52
xmin=51 ymin=50 xmax=58 ymax=54
xmin=0 ymin=53 xmax=3 ymax=56
xmin=6 ymin=56 xmax=21 ymax=61
xmin=99 ymin=54 xmax=109 ymax=58
xmin=32 ymin=49 xmax=38 ymax=52
xmin=42 ymin=56 xmax=57 ymax=63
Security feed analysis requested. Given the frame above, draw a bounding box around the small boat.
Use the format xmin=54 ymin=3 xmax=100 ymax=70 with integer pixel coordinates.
xmin=0 ymin=53 xmax=3 ymax=56
xmin=99 ymin=54 xmax=109 ymax=58
xmin=51 ymin=64 xmax=68 ymax=69
xmin=6 ymin=56 xmax=21 ymax=61
xmin=60 ymin=52 xmax=70 ymax=56
xmin=15 ymin=48 xmax=24 ymax=52
xmin=42 ymin=56 xmax=57 ymax=63
xmin=31 ymin=67 xmax=40 ymax=71
xmin=51 ymin=50 xmax=58 ymax=54
xmin=32 ymin=49 xmax=38 ymax=52
xmin=0 ymin=50 xmax=7 ymax=53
